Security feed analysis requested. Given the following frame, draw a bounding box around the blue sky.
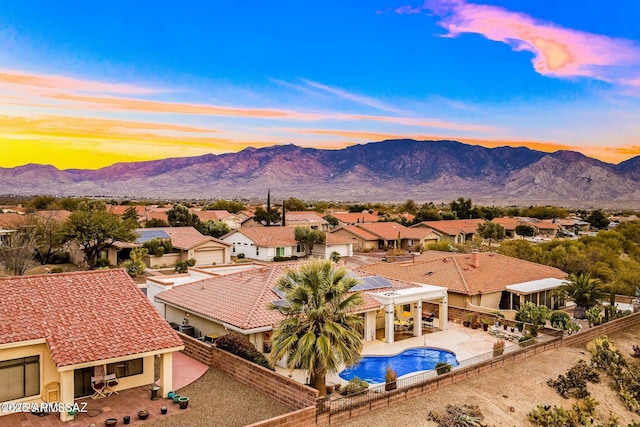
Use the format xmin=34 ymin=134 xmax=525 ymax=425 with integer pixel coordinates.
xmin=1 ymin=0 xmax=639 ymax=168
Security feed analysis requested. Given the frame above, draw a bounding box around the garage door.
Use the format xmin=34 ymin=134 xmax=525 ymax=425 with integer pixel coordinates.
xmin=194 ymin=249 xmax=224 ymax=266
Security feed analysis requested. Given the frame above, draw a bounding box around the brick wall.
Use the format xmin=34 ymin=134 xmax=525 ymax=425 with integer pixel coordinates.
xmin=179 ymin=332 xmax=215 ymax=365
xmin=561 ymin=311 xmax=640 ymax=347
xmin=245 ymin=406 xmax=317 ymax=427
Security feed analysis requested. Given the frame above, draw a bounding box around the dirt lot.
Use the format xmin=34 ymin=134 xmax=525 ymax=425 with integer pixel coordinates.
xmin=338 ymin=324 xmax=640 ymax=426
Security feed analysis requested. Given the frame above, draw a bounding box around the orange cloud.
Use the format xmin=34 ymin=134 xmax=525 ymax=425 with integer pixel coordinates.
xmin=340 ymin=114 xmax=496 ymax=132
xmin=0 ymin=69 xmax=168 ymax=95
xmin=399 ymin=0 xmax=640 ymax=86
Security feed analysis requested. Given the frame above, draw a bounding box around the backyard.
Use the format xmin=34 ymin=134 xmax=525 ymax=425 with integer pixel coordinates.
xmin=337 ymin=322 xmax=640 ymax=426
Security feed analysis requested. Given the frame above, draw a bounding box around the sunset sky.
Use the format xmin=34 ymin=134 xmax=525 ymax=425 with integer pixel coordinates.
xmin=1 ymin=0 xmax=639 ymax=169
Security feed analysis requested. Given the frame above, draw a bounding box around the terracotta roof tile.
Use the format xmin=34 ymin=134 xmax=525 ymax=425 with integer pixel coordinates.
xmin=0 ymin=269 xmax=183 ymax=368
xmin=155 ymin=263 xmax=422 ymax=331
xmin=412 ymin=219 xmax=484 ymax=236
xmin=283 ymin=211 xmax=328 ymax=225
xmin=332 ymin=212 xmax=379 ymax=224
xmin=358 ymin=251 xmax=567 ymax=295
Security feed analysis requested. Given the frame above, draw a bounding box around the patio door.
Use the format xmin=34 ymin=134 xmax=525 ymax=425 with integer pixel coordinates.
xmin=74 ymin=367 xmax=94 ymax=398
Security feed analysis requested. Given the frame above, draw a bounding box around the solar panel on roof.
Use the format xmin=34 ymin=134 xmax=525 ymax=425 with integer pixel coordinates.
xmin=136 ymin=229 xmax=170 ymax=244
xmin=271 ymin=299 xmax=290 ymax=308
xmin=349 ymin=276 xmax=393 ymax=291
xmin=272 ymin=287 xmax=286 ymax=299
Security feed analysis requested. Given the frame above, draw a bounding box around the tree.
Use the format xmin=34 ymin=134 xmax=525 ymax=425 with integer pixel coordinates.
xmin=198 ymin=220 xmax=230 ymax=238
xmin=515 ymin=224 xmax=536 ymax=238
xmin=0 ymin=229 xmax=37 ymax=275
xmin=60 ymin=204 xmax=138 ymax=269
xmin=398 ymin=199 xmax=418 ymax=215
xmin=121 ymin=206 xmax=140 ymax=223
xmin=144 ymin=218 xmax=169 ymax=228
xmin=253 ymin=207 xmax=281 ymax=226
xmin=323 ymin=214 xmax=339 ymax=228
xmin=516 ymin=302 xmax=550 ymax=336
xmin=142 ymin=238 xmax=173 ymax=256
xmin=551 ymin=273 xmax=605 ymax=319
xmin=294 ymin=226 xmax=326 ymax=256
xmin=268 ymin=259 xmax=363 ymax=396
xmin=284 ymin=197 xmax=307 ymax=212
xmin=477 ymin=221 xmax=505 ymax=246
xmin=204 ymin=199 xmax=246 ymax=214
xmin=449 ymin=197 xmax=474 ymax=219
xmin=585 ymin=210 xmax=610 ymax=230
xmin=167 ymin=205 xmax=200 ymax=227
xmin=415 ymin=203 xmax=442 ymax=222
xmin=28 ymin=195 xmax=57 ymax=211
xmin=30 ymin=212 xmax=65 ymax=265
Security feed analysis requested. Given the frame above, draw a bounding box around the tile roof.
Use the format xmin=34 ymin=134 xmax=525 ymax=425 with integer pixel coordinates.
xmin=333 ymin=223 xmax=436 ymax=241
xmin=189 ymin=209 xmax=231 ymax=222
xmin=35 ymin=210 xmax=72 ymax=223
xmin=412 ymin=219 xmax=484 ymax=236
xmin=227 ymin=227 xmax=298 ymax=247
xmin=0 ymin=212 xmax=28 ymax=228
xmin=358 ymin=251 xmax=567 ymax=295
xmin=155 ymin=262 xmax=422 ymax=331
xmin=0 ymin=269 xmax=183 ymax=367
xmin=331 ymin=212 xmax=379 ymax=224
xmin=492 ymin=217 xmax=524 ymax=230
xmin=108 ymin=205 xmax=147 ymax=216
xmin=157 ymin=227 xmax=229 ymax=249
xmin=283 ymin=211 xmax=328 ymax=225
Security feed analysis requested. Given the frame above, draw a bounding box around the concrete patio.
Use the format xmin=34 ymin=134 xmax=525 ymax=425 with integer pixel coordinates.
xmin=1 ymin=353 xmax=208 ymax=427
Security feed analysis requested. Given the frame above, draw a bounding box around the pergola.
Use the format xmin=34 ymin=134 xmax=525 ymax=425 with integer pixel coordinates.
xmin=370 ymin=284 xmax=448 ymax=344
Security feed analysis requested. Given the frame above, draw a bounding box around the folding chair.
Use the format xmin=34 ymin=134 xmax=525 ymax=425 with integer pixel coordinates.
xmin=91 ymin=376 xmax=107 ymax=399
xmin=104 ymin=373 xmax=119 ymax=396
xmin=422 ymin=312 xmax=435 ymax=329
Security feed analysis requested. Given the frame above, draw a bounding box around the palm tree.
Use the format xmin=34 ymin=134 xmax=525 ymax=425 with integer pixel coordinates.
xmin=268 ymin=258 xmax=363 ymax=396
xmin=552 ymin=273 xmax=605 ymax=319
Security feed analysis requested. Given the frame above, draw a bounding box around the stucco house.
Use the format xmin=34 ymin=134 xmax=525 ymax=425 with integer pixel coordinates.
xmin=0 ymin=269 xmax=183 ymax=422
xmin=331 ymin=222 xmax=440 ymax=251
xmin=282 ymin=211 xmax=329 ymax=231
xmin=70 ymin=227 xmax=231 ymax=268
xmin=411 ymin=219 xmax=484 ymax=244
xmin=331 ymin=211 xmax=380 ymax=226
xmin=359 ymin=251 xmax=567 ymax=319
xmin=153 ymin=262 xmax=449 ymax=353
xmin=222 ymin=227 xmax=353 ymax=261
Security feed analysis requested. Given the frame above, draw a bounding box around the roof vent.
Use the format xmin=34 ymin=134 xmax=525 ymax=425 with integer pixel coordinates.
xmin=424 ymin=271 xmax=434 ymax=276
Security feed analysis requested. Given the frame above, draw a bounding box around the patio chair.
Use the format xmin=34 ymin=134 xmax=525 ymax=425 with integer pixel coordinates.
xmin=91 ymin=376 xmax=107 ymax=399
xmin=104 ymin=373 xmax=119 ymax=396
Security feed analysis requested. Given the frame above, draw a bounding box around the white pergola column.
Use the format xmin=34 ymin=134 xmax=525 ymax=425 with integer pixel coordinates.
xmin=385 ymin=304 xmax=395 ymax=343
xmin=58 ymin=370 xmax=74 ymax=422
xmin=413 ymin=299 xmax=422 ymax=337
xmin=158 ymin=352 xmax=173 ymax=397
xmin=364 ymin=311 xmax=377 ymax=342
xmin=439 ymin=293 xmax=448 ymax=331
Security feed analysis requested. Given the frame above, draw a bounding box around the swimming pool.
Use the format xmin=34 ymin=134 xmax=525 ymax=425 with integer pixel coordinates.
xmin=339 ymin=347 xmax=459 ymax=384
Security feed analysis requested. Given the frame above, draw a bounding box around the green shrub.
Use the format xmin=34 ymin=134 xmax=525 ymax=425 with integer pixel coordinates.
xmin=50 ymin=267 xmax=64 ymax=273
xmin=95 ymin=258 xmax=111 ymax=268
xmin=49 ymin=251 xmax=70 ymax=264
xmin=550 ymin=311 xmax=571 ymax=330
xmin=435 ymin=361 xmax=452 ymax=375
xmin=428 ymin=404 xmax=484 ymax=427
xmin=121 ymin=259 xmax=146 ymax=277
xmin=340 ymin=377 xmax=369 ymax=396
xmin=143 ymin=238 xmax=173 ymax=256
xmin=174 ymin=258 xmax=196 ymax=273
xmin=215 ymin=332 xmax=273 ymax=370
xmin=519 ymin=335 xmax=535 ymax=347
xmin=528 ymin=404 xmax=575 ymax=426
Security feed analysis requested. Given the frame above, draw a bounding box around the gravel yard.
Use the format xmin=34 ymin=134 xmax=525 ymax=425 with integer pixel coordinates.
xmin=336 ymin=323 xmax=640 ymax=427
xmin=145 ymin=367 xmax=293 ymax=427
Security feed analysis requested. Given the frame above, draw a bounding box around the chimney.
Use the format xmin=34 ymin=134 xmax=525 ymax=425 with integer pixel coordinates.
xmin=471 ymin=250 xmax=480 ymax=268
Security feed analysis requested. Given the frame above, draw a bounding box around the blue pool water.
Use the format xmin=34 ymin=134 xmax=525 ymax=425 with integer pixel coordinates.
xmin=339 ymin=348 xmax=459 ymax=384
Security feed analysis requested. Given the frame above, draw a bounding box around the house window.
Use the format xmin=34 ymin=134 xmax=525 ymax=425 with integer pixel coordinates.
xmin=408 ymin=240 xmax=414 ymax=246
xmin=107 ymin=358 xmax=143 ymax=378
xmin=276 ymin=247 xmax=285 ymax=257
xmin=256 ymin=247 xmax=259 ymax=256
xmin=232 ymin=244 xmax=235 ymax=253
xmin=296 ymin=244 xmax=302 ymax=253
xmin=0 ymin=356 xmax=40 ymax=402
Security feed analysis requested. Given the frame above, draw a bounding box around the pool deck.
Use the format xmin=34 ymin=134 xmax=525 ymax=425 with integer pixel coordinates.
xmin=275 ymin=320 xmax=507 ymax=387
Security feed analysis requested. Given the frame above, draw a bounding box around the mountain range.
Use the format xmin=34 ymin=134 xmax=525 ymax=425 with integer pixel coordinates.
xmin=2 ymin=140 xmax=640 ymax=208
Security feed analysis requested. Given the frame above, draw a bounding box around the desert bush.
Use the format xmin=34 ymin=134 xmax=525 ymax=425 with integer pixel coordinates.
xmin=492 ymin=340 xmax=505 ymax=357
xmin=215 ymin=332 xmax=272 ymax=370
xmin=428 ymin=404 xmax=485 ymax=427
xmin=340 ymin=377 xmax=369 ymax=396
xmin=546 ymin=360 xmax=599 ymax=399
xmin=94 ymin=258 xmax=111 ymax=268
xmin=527 ymin=404 xmax=575 ymax=426
xmin=435 ymin=361 xmax=452 ymax=375
xmin=519 ymin=334 xmax=535 ymax=347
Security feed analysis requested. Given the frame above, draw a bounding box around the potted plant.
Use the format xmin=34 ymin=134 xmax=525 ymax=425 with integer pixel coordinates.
xmin=384 ymin=365 xmax=397 ymax=391
xmin=340 ymin=377 xmax=369 ymax=396
xmin=482 ymin=319 xmax=491 ymax=331
xmin=470 ymin=316 xmax=480 ymax=329
xmin=435 ymin=362 xmax=451 ymax=375
xmin=137 ymin=409 xmax=150 ymax=420
xmin=463 ymin=313 xmax=474 ymax=327
xmin=161 ymin=405 xmax=168 ymax=415
xmin=492 ymin=340 xmax=505 ymax=357
xmin=123 ymin=415 xmax=131 ymax=425
xmin=105 ymin=419 xmax=118 ymax=427
xmin=178 ymin=396 xmax=189 ymax=409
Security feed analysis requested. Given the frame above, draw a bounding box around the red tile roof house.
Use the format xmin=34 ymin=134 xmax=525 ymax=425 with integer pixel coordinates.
xmin=331 ymin=222 xmax=441 ymax=252
xmin=153 ymin=262 xmax=449 ymax=354
xmin=0 ymin=269 xmax=183 ymax=422
xmin=411 ymin=219 xmax=484 ymax=245
xmin=359 ymin=251 xmax=567 ymax=320
xmin=331 ymin=211 xmax=380 ymax=226
xmin=69 ymin=227 xmax=231 ymax=268
xmin=281 ymin=211 xmax=330 ymax=231
xmin=221 ymin=227 xmax=354 ymax=261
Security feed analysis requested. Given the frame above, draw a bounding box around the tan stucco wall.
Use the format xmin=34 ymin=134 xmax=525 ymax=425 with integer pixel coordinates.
xmin=479 ymin=292 xmax=502 ymax=310
xmin=165 ymin=305 xmax=228 ymax=338
xmin=331 ymin=230 xmax=376 ymax=251
xmin=0 ymin=343 xmax=58 ymax=407
xmin=145 ymin=253 xmax=182 ymax=268
xmin=448 ymin=292 xmax=467 ymax=308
